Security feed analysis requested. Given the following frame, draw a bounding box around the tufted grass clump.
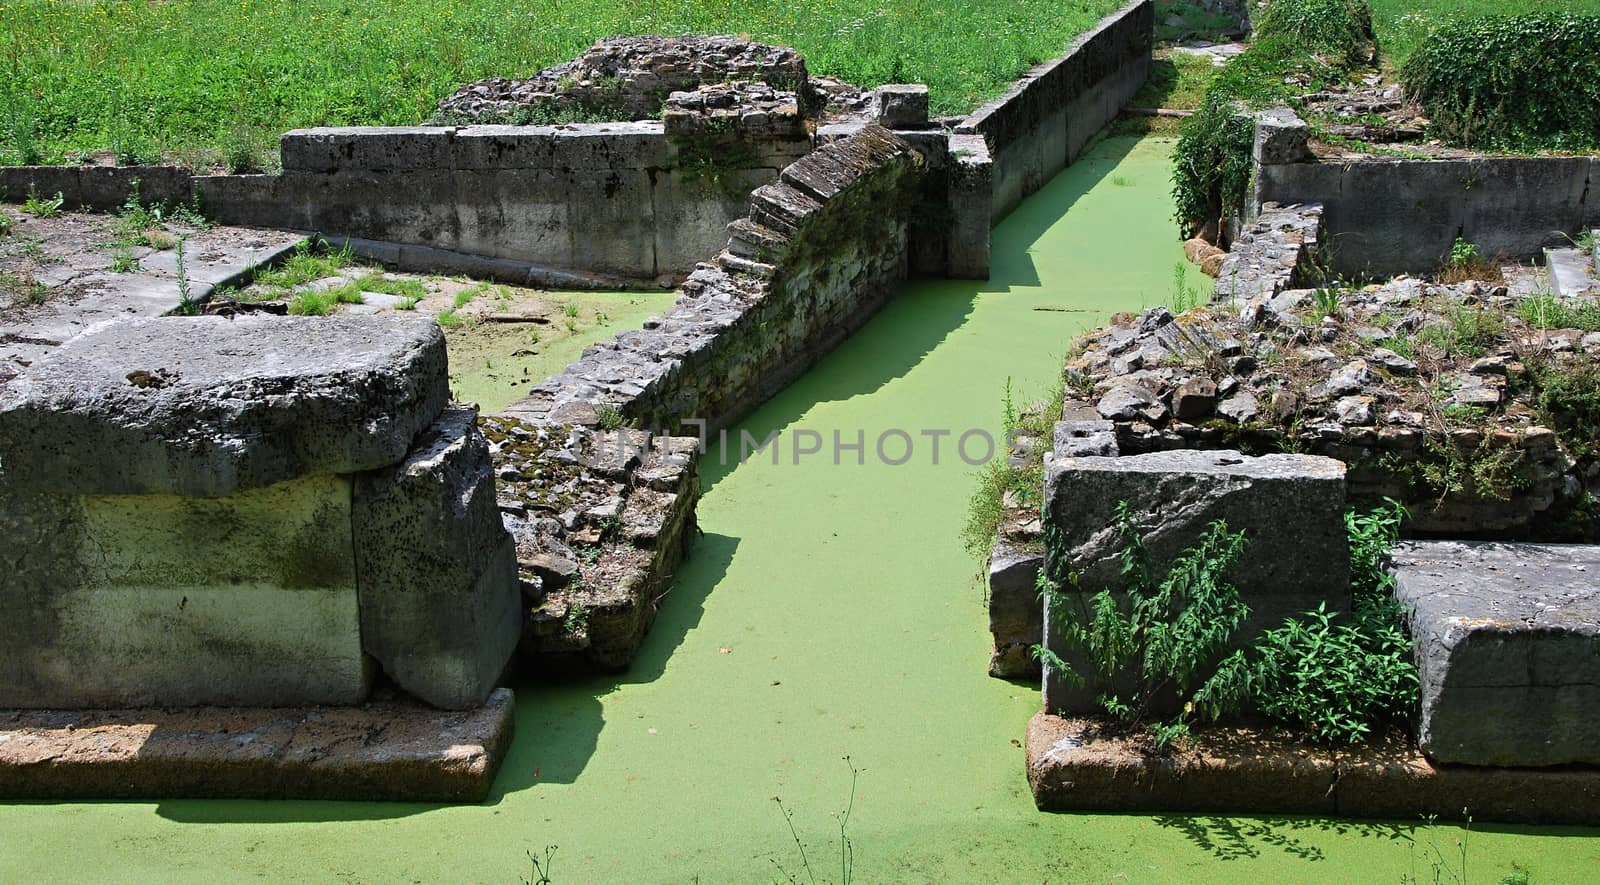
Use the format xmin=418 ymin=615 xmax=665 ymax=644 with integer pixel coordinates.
xmin=1400 ymin=13 xmax=1600 ymax=151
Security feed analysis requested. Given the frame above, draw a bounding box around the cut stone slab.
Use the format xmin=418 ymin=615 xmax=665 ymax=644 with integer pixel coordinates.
xmin=988 ymin=536 xmax=1044 ymax=679
xmin=0 ymin=473 xmax=371 ymax=709
xmin=354 ymin=405 xmax=521 ymax=710
xmin=0 ymin=315 xmax=449 ymax=497
xmin=1026 ymin=713 xmax=1600 ymax=824
xmin=1544 ymin=246 xmax=1600 ymax=297
xmin=1394 ymin=541 xmax=1600 ymax=767
xmin=1042 ymin=449 xmax=1349 ymax=713
xmin=0 ymin=688 xmax=515 ymax=802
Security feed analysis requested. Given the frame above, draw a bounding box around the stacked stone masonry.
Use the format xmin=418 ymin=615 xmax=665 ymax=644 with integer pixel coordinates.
xmin=0 ymin=315 xmax=519 ymax=711
xmin=501 ymin=126 xmax=924 ymax=436
xmin=434 ymin=36 xmax=815 ymax=124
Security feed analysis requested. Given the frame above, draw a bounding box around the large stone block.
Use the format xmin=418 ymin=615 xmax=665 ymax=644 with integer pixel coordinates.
xmin=280 ymin=126 xmax=457 ymax=173
xmin=354 ymin=406 xmax=521 ymax=710
xmin=1395 ymin=541 xmax=1600 ymax=767
xmin=1042 ymin=449 xmax=1349 ymax=712
xmin=0 ymin=474 xmax=370 ymax=708
xmin=0 ymin=316 xmax=448 ymax=497
xmin=988 ymin=537 xmax=1043 ymax=679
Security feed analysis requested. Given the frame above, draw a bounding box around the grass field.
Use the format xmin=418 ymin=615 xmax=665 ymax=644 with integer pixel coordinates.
xmin=0 ymin=0 xmax=1123 ymax=168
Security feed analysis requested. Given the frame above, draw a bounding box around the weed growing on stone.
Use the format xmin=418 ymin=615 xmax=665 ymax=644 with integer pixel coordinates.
xmin=961 ymin=377 xmax=1063 ymax=564
xmin=594 ymin=404 xmax=626 ymax=431
xmin=1437 ymin=238 xmax=1503 ymax=285
xmin=288 ymin=283 xmax=363 ymax=317
xmin=0 ymin=214 xmax=10 ymax=236
xmin=1418 ymin=304 xmax=1504 ymax=358
xmin=21 ymin=189 xmax=63 ymax=218
xmin=355 ymin=272 xmax=427 ymax=300
xmin=437 ymin=307 xmax=463 ymax=328
xmin=109 ymin=246 xmax=139 ymax=273
xmin=172 ymin=235 xmax=202 ymax=315
xmin=1039 ymin=499 xmax=1419 ymax=748
xmin=1036 ymin=503 xmax=1251 ymax=752
xmin=1169 ymin=261 xmax=1203 ymax=313
xmin=0 ymin=270 xmax=49 ymax=306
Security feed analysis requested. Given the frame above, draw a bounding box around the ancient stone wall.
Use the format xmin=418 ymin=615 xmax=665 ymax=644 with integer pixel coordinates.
xmin=0 ymin=316 xmax=520 ymax=711
xmin=500 ymin=126 xmax=924 ymax=436
xmin=1250 ymin=109 xmax=1600 ymax=278
xmin=956 ymin=0 xmax=1154 ymax=221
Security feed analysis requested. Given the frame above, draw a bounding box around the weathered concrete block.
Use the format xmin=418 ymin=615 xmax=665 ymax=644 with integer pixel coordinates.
xmin=1395 ymin=541 xmax=1600 ymax=767
xmin=1042 ymin=449 xmax=1349 ymax=713
xmin=874 ymin=84 xmax=929 ymax=128
xmin=280 ymin=126 xmax=457 ymax=173
xmin=0 ymin=316 xmax=448 ymax=497
xmin=0 ymin=473 xmax=371 ymax=708
xmin=989 ymin=536 xmax=1044 ymax=679
xmin=354 ymin=406 xmax=521 ymax=710
xmin=1253 ymin=107 xmax=1313 ymax=166
xmin=947 ymin=133 xmax=993 ymax=279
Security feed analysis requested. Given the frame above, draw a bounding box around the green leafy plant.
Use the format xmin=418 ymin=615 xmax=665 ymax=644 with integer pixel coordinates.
xmin=171 ymin=235 xmax=202 ymax=315
xmin=1035 ymin=502 xmax=1252 ymax=751
xmin=21 ymin=189 xmax=63 ymax=218
xmin=1531 ymin=363 xmax=1600 ymax=459
xmin=594 ymin=404 xmax=627 ymax=431
xmin=1170 ymin=261 xmax=1203 ymax=313
xmin=1402 ymin=13 xmax=1600 ymax=151
xmin=0 ymin=271 xmax=50 ymax=305
xmin=0 ymin=214 xmax=12 ymax=236
xmin=109 ymin=246 xmax=139 ymax=273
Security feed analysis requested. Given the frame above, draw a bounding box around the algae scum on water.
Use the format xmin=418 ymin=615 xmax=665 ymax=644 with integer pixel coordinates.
xmin=2 ymin=136 xmax=1591 ymax=882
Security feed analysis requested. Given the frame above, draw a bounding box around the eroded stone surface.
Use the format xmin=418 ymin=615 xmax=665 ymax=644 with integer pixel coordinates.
xmin=0 ymin=688 xmax=515 ymax=802
xmin=0 ymin=473 xmax=371 ymax=709
xmin=0 ymin=315 xmax=448 ymax=497
xmin=1042 ymin=449 xmax=1349 ymax=713
xmin=1394 ymin=541 xmax=1600 ymax=767
xmin=354 ymin=405 xmax=521 ymax=710
xmin=435 ymin=36 xmax=812 ymax=124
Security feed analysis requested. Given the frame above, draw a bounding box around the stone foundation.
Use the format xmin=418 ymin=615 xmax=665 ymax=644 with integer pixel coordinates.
xmin=1396 ymin=541 xmax=1600 ymax=767
xmin=1026 ymin=713 xmax=1600 ymax=824
xmin=0 ymin=315 xmax=519 ymax=712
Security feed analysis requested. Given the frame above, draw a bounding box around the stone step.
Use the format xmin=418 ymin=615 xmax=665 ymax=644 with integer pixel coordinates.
xmin=1394 ymin=540 xmax=1600 ymax=768
xmin=1542 ymin=246 xmax=1600 ymax=297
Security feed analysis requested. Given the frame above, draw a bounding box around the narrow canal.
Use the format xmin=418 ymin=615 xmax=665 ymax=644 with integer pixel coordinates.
xmin=2 ymin=136 xmax=1591 ymax=883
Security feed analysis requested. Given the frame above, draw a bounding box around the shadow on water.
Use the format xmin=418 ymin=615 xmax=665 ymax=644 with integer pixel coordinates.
xmin=154 ymin=135 xmax=1144 ymax=824
xmin=1154 ymin=814 xmax=1411 ymax=861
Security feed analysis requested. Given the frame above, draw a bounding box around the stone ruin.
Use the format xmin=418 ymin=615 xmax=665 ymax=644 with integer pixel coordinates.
xmin=0 ymin=316 xmax=519 ymax=712
xmin=434 ymin=36 xmax=816 ymax=124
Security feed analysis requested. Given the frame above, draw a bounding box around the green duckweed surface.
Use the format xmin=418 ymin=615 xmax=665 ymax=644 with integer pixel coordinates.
xmin=2 ymin=136 xmax=1594 ymax=882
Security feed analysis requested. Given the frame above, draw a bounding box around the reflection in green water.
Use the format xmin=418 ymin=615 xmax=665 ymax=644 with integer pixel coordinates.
xmin=2 ymin=137 xmax=1593 ymax=882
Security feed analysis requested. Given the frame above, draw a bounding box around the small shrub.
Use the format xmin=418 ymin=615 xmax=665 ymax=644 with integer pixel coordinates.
xmin=1532 ymin=363 xmax=1600 ymax=459
xmin=595 ymin=403 xmax=627 ymax=431
xmin=1035 ymin=503 xmax=1252 ymax=751
xmin=1401 ymin=13 xmax=1600 ymax=151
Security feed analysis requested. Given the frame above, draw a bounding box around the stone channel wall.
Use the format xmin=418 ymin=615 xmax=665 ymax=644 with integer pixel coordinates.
xmin=956 ymin=0 xmax=1154 ymax=221
xmin=1250 ymin=110 xmax=1600 ymax=278
xmin=0 ymin=316 xmax=520 ymax=712
xmin=500 ymin=126 xmax=924 ymax=435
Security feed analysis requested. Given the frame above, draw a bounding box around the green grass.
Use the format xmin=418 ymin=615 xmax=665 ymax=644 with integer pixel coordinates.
xmin=1368 ymin=0 xmax=1600 ymax=64
xmin=0 ymin=0 xmax=1124 ymax=166
xmin=1129 ymin=53 xmax=1217 ymax=112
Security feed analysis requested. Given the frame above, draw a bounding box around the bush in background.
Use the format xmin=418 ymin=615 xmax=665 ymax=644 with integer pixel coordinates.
xmin=1401 ymin=13 xmax=1600 ymax=151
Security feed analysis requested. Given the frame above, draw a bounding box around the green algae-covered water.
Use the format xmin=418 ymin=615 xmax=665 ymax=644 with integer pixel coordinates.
xmin=4 ymin=136 xmax=1594 ymax=882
